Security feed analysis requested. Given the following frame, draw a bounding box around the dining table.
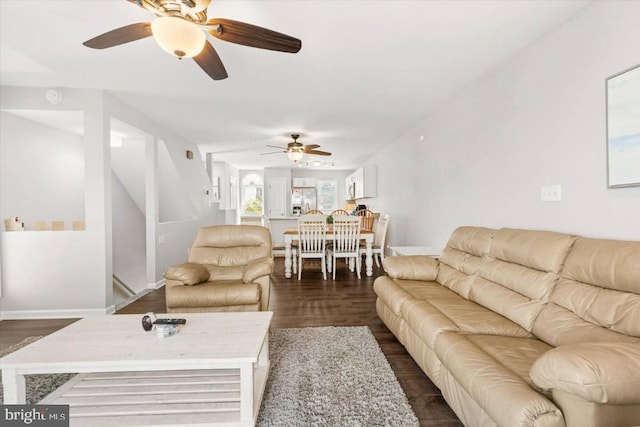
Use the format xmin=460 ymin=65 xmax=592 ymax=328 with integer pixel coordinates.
xmin=282 ymin=227 xmax=375 ymax=278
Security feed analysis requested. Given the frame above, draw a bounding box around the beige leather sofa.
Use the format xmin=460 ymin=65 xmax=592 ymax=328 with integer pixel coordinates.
xmin=374 ymin=226 xmax=640 ymax=427
xmin=164 ymin=225 xmax=274 ymax=312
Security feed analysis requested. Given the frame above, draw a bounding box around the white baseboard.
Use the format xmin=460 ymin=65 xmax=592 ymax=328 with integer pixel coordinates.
xmin=0 ymin=308 xmax=111 ymax=320
xmin=1 ymin=284 xmax=165 ymax=320
xmin=147 ymin=279 xmax=165 ymax=289
xmin=113 ymin=287 xmax=155 ymax=311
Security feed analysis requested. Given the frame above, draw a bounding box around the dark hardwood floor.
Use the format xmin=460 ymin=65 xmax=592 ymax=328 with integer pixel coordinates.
xmin=0 ymin=257 xmax=462 ymax=426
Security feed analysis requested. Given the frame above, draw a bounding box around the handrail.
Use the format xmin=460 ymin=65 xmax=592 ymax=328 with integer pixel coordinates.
xmin=113 ymin=274 xmax=135 ymax=297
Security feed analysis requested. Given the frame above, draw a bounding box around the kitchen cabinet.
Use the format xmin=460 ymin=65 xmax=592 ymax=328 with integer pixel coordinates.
xmin=346 ymin=165 xmax=376 ymax=200
xmin=353 ymin=168 xmax=365 ymax=198
xmin=346 ymin=174 xmax=356 ymax=200
xmin=292 ymin=177 xmax=316 ymax=188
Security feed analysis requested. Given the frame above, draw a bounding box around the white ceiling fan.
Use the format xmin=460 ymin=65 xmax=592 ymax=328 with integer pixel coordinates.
xmin=261 ymin=134 xmax=332 ymax=163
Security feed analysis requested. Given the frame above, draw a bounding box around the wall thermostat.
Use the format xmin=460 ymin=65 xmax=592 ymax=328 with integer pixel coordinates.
xmin=44 ymin=88 xmax=63 ymax=105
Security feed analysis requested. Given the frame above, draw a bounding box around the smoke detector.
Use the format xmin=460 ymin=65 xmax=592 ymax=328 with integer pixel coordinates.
xmin=44 ymin=89 xmax=63 ymax=105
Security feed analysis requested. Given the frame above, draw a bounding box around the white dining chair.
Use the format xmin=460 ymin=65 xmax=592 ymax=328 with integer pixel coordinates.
xmin=327 ymin=215 xmax=362 ymax=279
xmin=360 ymin=213 xmax=389 ymax=268
xmin=297 ymin=214 xmax=328 ymax=280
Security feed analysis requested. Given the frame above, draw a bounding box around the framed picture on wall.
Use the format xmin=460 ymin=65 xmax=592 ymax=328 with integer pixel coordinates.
xmin=606 ymin=64 xmax=640 ymax=188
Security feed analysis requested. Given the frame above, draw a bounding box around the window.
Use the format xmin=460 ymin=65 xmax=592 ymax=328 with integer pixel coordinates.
xmin=241 ymin=173 xmax=263 ymax=215
xmin=317 ymin=179 xmax=338 ymax=211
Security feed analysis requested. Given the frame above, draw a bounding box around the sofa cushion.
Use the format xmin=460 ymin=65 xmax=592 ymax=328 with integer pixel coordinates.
xmin=165 ymin=280 xmax=261 ymax=309
xmin=469 ymin=228 xmax=576 ymax=332
xmin=436 ymin=226 xmax=494 ymax=298
xmin=401 ymin=299 xmax=461 ymax=348
xmin=445 ymin=225 xmax=495 ymax=259
xmin=164 ymin=262 xmax=210 ymax=285
xmin=533 ymin=237 xmax=640 ymax=346
xmin=374 ymin=276 xmax=455 ymax=316
xmin=189 ymin=225 xmax=272 ymax=266
xmin=373 ymin=226 xmax=494 ymax=316
xmin=205 ymin=265 xmax=244 ymax=281
xmin=435 ymin=332 xmax=562 ymax=427
xmin=403 ymin=298 xmax=531 ymax=349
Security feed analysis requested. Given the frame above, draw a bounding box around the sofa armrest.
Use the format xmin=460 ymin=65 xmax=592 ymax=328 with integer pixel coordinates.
xmin=382 ymin=255 xmax=439 ymax=281
xmin=530 ymin=342 xmax=640 ymax=405
xmin=242 ymin=257 xmax=274 ymax=284
xmin=164 ymin=262 xmax=210 ymax=285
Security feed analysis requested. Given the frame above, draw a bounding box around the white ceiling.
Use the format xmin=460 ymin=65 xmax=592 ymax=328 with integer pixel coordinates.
xmin=0 ymin=0 xmax=590 ymax=170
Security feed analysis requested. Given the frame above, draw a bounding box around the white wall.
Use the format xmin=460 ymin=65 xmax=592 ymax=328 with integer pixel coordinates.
xmin=111 ymin=137 xmax=146 ymax=214
xmin=0 ymin=112 xmax=85 ymax=227
xmin=103 ymin=94 xmax=216 ymax=286
xmin=156 ymin=218 xmax=211 ymax=280
xmin=111 ymin=171 xmax=146 ymax=293
xmin=158 ymin=139 xmax=198 ymax=223
xmin=370 ymin=1 xmax=640 ymax=250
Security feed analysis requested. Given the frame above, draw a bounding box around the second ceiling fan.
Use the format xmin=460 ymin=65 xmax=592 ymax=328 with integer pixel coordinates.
xmin=263 ymin=134 xmax=332 ymax=162
xmin=82 ymin=0 xmax=302 ymax=80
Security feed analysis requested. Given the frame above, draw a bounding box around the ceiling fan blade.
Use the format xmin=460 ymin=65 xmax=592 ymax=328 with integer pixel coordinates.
xmin=266 ymin=144 xmax=287 ymax=149
xmin=304 ymin=144 xmax=320 ymax=150
xmin=193 ymin=41 xmax=228 ymax=80
xmin=83 ymin=23 xmax=152 ymax=49
xmin=261 ymin=150 xmax=286 ymax=155
xmin=206 ymin=18 xmax=301 ymax=53
xmin=305 ymin=149 xmax=332 ymax=156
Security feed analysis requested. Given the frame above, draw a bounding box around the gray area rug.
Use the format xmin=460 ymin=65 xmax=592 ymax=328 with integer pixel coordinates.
xmin=0 ymin=336 xmax=76 ymax=404
xmin=1 ymin=326 xmax=418 ymax=426
xmin=257 ymin=326 xmax=418 ymax=426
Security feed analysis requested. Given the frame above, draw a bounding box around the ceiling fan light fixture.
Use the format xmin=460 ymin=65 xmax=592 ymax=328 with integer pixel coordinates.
xmin=151 ymin=16 xmax=206 ymax=58
xmin=185 ymin=0 xmax=212 ymax=13
xmin=287 ymin=148 xmax=304 ymax=162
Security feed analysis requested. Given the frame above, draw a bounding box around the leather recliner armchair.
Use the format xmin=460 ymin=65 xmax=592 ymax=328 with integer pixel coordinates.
xmin=164 ymin=225 xmax=274 ymax=312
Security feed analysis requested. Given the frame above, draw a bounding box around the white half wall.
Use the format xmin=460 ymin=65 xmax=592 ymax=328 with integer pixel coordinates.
xmin=0 ymin=231 xmax=107 ymax=318
xmin=371 ymin=1 xmax=640 ymax=249
xmin=0 ymin=87 xmax=111 ymax=318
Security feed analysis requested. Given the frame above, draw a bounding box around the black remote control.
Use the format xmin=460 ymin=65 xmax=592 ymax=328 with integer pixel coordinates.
xmin=154 ymin=318 xmax=187 ymax=325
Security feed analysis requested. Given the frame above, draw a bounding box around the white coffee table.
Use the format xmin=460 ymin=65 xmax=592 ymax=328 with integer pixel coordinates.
xmin=1 ymin=312 xmax=272 ymax=426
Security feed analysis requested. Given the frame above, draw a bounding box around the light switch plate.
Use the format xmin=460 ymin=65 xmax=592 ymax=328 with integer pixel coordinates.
xmin=541 ymin=185 xmax=562 ymax=202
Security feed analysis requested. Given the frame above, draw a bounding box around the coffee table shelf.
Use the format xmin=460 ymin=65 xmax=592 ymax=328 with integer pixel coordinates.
xmin=40 ymin=367 xmax=269 ymax=426
xmin=1 ymin=312 xmax=272 ymax=426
